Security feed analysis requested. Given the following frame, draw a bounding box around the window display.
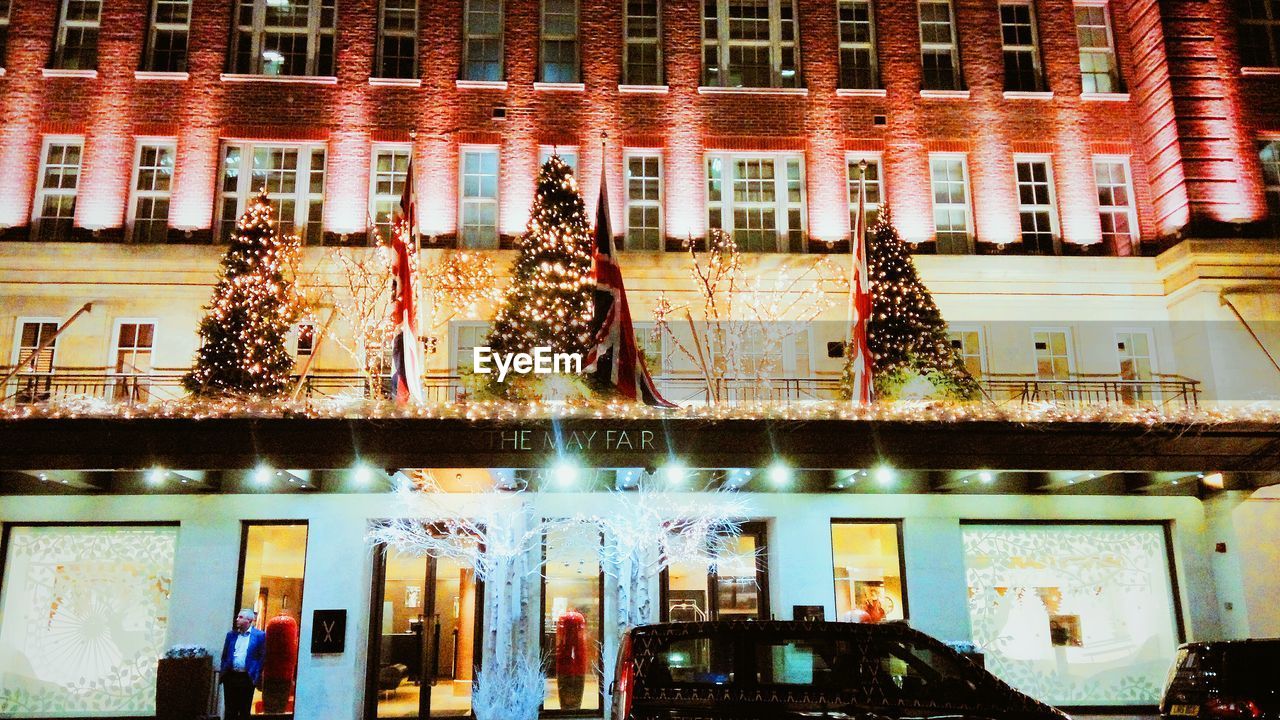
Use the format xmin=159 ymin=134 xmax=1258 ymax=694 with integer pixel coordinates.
xmin=831 ymin=522 xmax=905 ymax=623
xmin=961 ymin=524 xmax=1180 ymax=705
xmin=542 ymin=524 xmax=602 ymax=712
xmin=0 ymin=524 xmax=177 ymax=717
xmin=236 ymin=523 xmax=308 ymax=717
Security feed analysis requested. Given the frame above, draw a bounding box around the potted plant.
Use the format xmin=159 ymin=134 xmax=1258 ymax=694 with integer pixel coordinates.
xmin=156 ymin=645 xmax=214 ymax=720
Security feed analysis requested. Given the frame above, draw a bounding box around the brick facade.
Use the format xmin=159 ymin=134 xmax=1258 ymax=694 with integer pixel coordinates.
xmin=0 ymin=0 xmax=1274 ymax=251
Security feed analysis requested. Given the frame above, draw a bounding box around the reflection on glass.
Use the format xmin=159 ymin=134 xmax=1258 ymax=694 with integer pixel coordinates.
xmin=666 ymin=558 xmax=711 ymax=622
xmin=713 ymin=535 xmax=759 ymax=620
xmin=666 ymin=529 xmax=764 ymax=622
xmin=831 ymin=522 xmax=905 ymax=623
xmin=543 ymin=524 xmax=601 ymax=712
xmin=375 ymin=546 xmax=476 ymax=718
xmin=238 ymin=524 xmax=308 ymax=717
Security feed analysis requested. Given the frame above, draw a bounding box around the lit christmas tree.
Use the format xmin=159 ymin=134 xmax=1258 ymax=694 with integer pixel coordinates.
xmin=843 ymin=205 xmax=980 ymax=401
xmin=184 ymin=192 xmax=301 ymax=397
xmin=486 ymin=155 xmax=594 ymax=359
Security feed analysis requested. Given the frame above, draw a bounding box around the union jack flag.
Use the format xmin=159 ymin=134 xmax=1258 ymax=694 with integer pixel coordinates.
xmin=848 ymin=163 xmax=873 ymax=404
xmin=388 ymin=157 xmax=423 ymax=404
xmin=584 ymin=171 xmax=677 ymax=408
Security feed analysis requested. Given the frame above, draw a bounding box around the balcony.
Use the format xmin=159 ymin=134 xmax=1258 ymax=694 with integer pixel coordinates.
xmin=2 ymin=368 xmax=1201 ymax=411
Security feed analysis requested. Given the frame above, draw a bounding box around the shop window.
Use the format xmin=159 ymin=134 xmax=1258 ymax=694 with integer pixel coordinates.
xmin=662 ymin=521 xmax=768 ymax=622
xmin=230 ymin=0 xmax=336 ymax=77
xmin=144 ymin=0 xmax=191 ymax=72
xmin=542 ymin=523 xmax=602 ymax=712
xmin=702 ymin=0 xmax=801 ymax=88
xmin=0 ymin=524 xmax=178 ymax=717
xmin=367 ymin=542 xmax=478 ymax=718
xmin=624 ymin=0 xmax=663 ymax=85
xmin=961 ymin=523 xmax=1181 ymax=705
xmin=831 ymin=521 xmax=906 ymax=623
xmin=236 ymin=523 xmax=308 ymax=717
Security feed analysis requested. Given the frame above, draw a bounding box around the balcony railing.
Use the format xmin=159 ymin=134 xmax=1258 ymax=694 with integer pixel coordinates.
xmin=1 ymin=368 xmax=1200 ymax=410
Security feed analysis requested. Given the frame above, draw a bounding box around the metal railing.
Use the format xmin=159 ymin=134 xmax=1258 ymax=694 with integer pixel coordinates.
xmin=1 ymin=368 xmax=1201 ymax=409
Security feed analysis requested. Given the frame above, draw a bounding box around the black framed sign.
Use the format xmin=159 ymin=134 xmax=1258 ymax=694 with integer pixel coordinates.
xmin=311 ymin=609 xmax=346 ymax=654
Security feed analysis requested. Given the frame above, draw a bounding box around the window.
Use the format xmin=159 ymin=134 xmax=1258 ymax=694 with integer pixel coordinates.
xmin=52 ymin=0 xmax=102 ymax=70
xmin=1259 ymin=141 xmax=1280 ymax=220
xmin=947 ymin=328 xmax=986 ymax=379
xmin=647 ymin=635 xmax=735 ymax=686
xmin=451 ymin=322 xmax=491 ymax=373
xmin=1015 ymin=157 xmax=1058 ymax=254
xmin=462 ymin=0 xmax=503 ymax=81
xmin=112 ymin=321 xmax=156 ymax=402
xmin=370 ymin=145 xmax=411 ymax=243
xmin=634 ymin=321 xmax=665 ymax=374
xmin=1033 ymin=329 xmax=1073 ymax=380
xmin=929 ymin=154 xmax=971 ymax=253
xmin=838 ymin=0 xmax=879 ymax=89
xmin=1000 ymin=2 xmax=1043 ymax=91
xmin=1075 ymin=3 xmax=1121 ymax=93
xmin=377 ymin=0 xmax=418 ymax=79
xmin=129 ymin=142 xmax=175 ymax=244
xmin=0 ymin=525 xmax=178 ymax=717
xmin=624 ymin=0 xmax=663 ymax=85
xmin=707 ymin=154 xmax=806 ymax=252
xmin=542 ymin=0 xmax=579 ymax=82
xmin=369 ymin=542 xmax=478 ymax=718
xmin=702 ymin=0 xmax=801 ymax=88
xmin=0 ymin=0 xmax=9 ymax=68
xmin=962 ymin=524 xmax=1180 ymax=704
xmin=236 ymin=523 xmax=308 ymax=716
xmin=542 ymin=524 xmax=602 ymax=712
xmin=831 ymin=522 xmax=906 ymax=623
xmin=11 ymin=320 xmax=58 ymax=405
xmin=539 ymin=146 xmax=579 ymax=175
xmin=295 ymin=321 xmax=316 ymax=357
xmin=1093 ymin=157 xmax=1136 ymax=249
xmin=663 ymin=522 xmax=768 ymax=622
xmin=460 ymin=148 xmax=499 ymax=248
xmin=1238 ymin=0 xmax=1280 ymax=66
xmin=918 ymin=0 xmax=962 ymax=90
xmin=847 ymin=156 xmax=883 ymax=231
xmin=218 ymin=143 xmax=327 ymax=244
xmin=231 ymin=0 xmax=337 ymax=77
xmin=1115 ymin=330 xmax=1156 ymax=405
xmin=34 ymin=138 xmax=83 ymax=242
xmin=626 ymin=152 xmax=663 ymax=250
xmin=144 ymin=0 xmax=191 ymax=72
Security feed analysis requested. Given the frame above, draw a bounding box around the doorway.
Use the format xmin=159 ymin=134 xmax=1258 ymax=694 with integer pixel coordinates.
xmin=366 ymin=544 xmax=481 ymax=719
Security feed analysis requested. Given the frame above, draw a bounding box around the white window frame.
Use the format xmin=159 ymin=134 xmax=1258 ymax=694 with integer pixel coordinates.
xmin=702 ymin=0 xmax=802 ymax=88
xmin=706 ymin=152 xmax=807 ymax=253
xmin=918 ymin=0 xmax=962 ymax=90
xmin=1013 ymin=153 xmax=1060 ymax=254
xmin=216 ymin=142 xmax=328 ymax=245
xmin=928 ymin=152 xmax=973 ymax=253
xmin=837 ymin=0 xmax=879 ymax=89
xmin=1031 ymin=327 xmax=1075 ymax=379
xmin=294 ymin=320 xmax=317 ymax=358
xmin=459 ymin=146 xmax=501 ymax=249
xmin=450 ymin=321 xmax=491 ymax=373
xmin=1238 ymin=0 xmax=1280 ymax=66
xmin=947 ymin=325 xmax=987 ymax=378
xmin=376 ymin=0 xmax=419 ymax=79
xmin=1092 ymin=155 xmax=1138 ymax=250
xmin=109 ymin=318 xmax=158 ymax=399
xmin=32 ymin=136 xmax=84 ymax=242
xmin=10 ymin=317 xmax=60 ymax=404
xmin=1075 ymin=1 xmax=1121 ymax=93
xmin=231 ymin=0 xmax=336 ymax=77
xmin=1114 ymin=327 xmax=1159 ymax=404
xmin=624 ymin=149 xmax=664 ymax=251
xmin=540 ymin=0 xmax=580 ymax=83
xmin=0 ymin=0 xmax=10 ymax=70
xmin=53 ymin=0 xmax=102 ymax=70
xmin=624 ymin=0 xmax=664 ymax=85
xmin=999 ymin=0 xmax=1043 ymax=91
xmin=369 ymin=143 xmax=412 ymax=244
xmin=462 ymin=0 xmax=504 ymax=81
xmin=1261 ymin=139 xmax=1280 ymax=218
xmin=127 ymin=139 xmax=177 ymax=244
xmin=846 ymin=153 xmax=884 ymax=231
xmin=632 ymin=320 xmax=667 ymax=374
xmin=539 ymin=146 xmax=580 ymax=175
xmin=144 ymin=0 xmax=192 ymax=72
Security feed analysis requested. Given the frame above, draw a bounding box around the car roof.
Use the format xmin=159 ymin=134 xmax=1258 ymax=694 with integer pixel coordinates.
xmin=628 ymin=619 xmax=925 ymax=640
xmin=1179 ymin=639 xmax=1280 ymax=650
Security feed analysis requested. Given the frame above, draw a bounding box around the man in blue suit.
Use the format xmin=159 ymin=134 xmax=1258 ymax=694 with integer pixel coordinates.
xmin=220 ymin=609 xmax=266 ymax=720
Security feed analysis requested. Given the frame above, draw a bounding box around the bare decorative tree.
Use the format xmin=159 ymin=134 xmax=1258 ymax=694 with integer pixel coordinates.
xmin=654 ymin=231 xmax=848 ymax=402
xmin=327 ymin=247 xmax=395 ymax=395
xmin=367 ymin=472 xmax=571 ymax=720
xmin=421 ymin=250 xmax=503 ymax=355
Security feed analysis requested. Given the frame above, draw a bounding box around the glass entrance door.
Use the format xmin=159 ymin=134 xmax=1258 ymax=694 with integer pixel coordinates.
xmin=369 ymin=546 xmax=478 ymax=719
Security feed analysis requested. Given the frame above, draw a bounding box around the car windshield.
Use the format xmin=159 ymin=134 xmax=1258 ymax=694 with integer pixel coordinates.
xmin=1223 ymin=644 xmax=1280 ymax=693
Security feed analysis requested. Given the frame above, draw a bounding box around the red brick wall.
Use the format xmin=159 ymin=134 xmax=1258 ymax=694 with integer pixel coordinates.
xmin=0 ymin=0 xmax=1264 ymax=248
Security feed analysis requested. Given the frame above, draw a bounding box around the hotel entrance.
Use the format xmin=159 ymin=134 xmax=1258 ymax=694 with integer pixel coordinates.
xmin=366 ymin=544 xmax=481 ymax=719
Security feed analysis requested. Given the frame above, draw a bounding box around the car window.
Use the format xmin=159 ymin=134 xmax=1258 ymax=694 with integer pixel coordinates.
xmin=1225 ymin=645 xmax=1280 ymax=692
xmin=870 ymin=638 xmax=979 ymax=701
xmin=647 ymin=635 xmax=735 ymax=686
xmin=754 ymin=638 xmax=851 ymax=686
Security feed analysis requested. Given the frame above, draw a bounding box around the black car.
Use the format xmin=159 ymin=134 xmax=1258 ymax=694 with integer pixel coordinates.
xmin=610 ymin=620 xmax=1068 ymax=720
xmin=1161 ymin=640 xmax=1280 ymax=720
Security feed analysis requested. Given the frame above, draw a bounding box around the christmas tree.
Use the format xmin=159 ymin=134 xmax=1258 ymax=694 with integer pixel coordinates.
xmin=184 ymin=192 xmax=301 ymax=397
xmin=843 ymin=205 xmax=980 ymax=401
xmin=486 ymin=155 xmax=595 ymax=359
